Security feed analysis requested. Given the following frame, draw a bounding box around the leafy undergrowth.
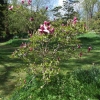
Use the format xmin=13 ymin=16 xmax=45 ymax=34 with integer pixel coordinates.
xmin=10 ymin=67 xmax=100 ymax=100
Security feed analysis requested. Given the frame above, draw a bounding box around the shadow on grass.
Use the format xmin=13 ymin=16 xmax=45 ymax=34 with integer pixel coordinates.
xmin=78 ymin=37 xmax=100 ymax=46
xmin=59 ymin=51 xmax=100 ymax=72
xmin=7 ymin=39 xmax=29 ymax=47
xmin=95 ymin=94 xmax=100 ymax=100
xmin=0 ymin=63 xmax=25 ymax=97
xmin=58 ymin=36 xmax=100 ymax=71
xmin=0 ymin=66 xmax=15 ymax=97
xmin=0 ymin=39 xmax=29 ymax=97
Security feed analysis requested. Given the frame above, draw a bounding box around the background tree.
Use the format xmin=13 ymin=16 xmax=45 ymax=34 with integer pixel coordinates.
xmin=62 ymin=0 xmax=77 ymax=22
xmin=0 ymin=0 xmax=8 ymax=41
xmin=96 ymin=0 xmax=100 ymax=12
xmin=6 ymin=0 xmax=52 ymax=38
xmin=82 ymin=0 xmax=98 ymax=30
xmin=51 ymin=6 xmax=62 ymax=19
xmin=89 ymin=0 xmax=100 ymax=33
xmin=31 ymin=0 xmax=53 ymax=11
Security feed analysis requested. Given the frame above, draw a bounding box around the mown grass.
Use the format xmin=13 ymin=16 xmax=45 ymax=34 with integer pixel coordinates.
xmin=0 ymin=39 xmax=28 ymax=99
xmin=0 ymin=32 xmax=100 ymax=99
xmin=59 ymin=32 xmax=100 ymax=74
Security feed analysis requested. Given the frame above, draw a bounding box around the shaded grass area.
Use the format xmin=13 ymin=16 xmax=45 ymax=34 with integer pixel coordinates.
xmin=0 ymin=39 xmax=28 ymax=99
xmin=59 ymin=32 xmax=100 ymax=73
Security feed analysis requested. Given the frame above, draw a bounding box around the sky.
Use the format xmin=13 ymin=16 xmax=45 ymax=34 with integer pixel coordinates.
xmin=58 ymin=0 xmax=63 ymax=6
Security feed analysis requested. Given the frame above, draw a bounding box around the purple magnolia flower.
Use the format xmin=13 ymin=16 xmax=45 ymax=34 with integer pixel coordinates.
xmin=77 ymin=44 xmax=81 ymax=49
xmin=38 ymin=25 xmax=50 ymax=34
xmin=21 ymin=0 xmax=24 ymax=4
xmin=8 ymin=5 xmax=13 ymax=10
xmin=72 ymin=17 xmax=78 ymax=25
xmin=79 ymin=52 xmax=82 ymax=57
xmin=38 ymin=24 xmax=47 ymax=34
xmin=20 ymin=42 xmax=27 ymax=48
xmin=28 ymin=0 xmax=32 ymax=5
xmin=28 ymin=0 xmax=32 ymax=2
xmin=73 ymin=17 xmax=77 ymax=21
xmin=29 ymin=47 xmax=33 ymax=51
xmin=29 ymin=17 xmax=34 ymax=21
xmin=50 ymin=28 xmax=54 ymax=34
xmin=88 ymin=46 xmax=92 ymax=52
xmin=44 ymin=21 xmax=50 ymax=26
xmin=62 ymin=24 xmax=64 ymax=26
xmin=38 ymin=21 xmax=54 ymax=34
xmin=46 ymin=6 xmax=48 ymax=10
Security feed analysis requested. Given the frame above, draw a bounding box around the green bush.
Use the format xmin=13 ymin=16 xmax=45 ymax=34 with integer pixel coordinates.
xmin=7 ymin=4 xmax=48 ymax=38
xmin=13 ymin=19 xmax=86 ymax=83
xmin=10 ymin=67 xmax=100 ymax=100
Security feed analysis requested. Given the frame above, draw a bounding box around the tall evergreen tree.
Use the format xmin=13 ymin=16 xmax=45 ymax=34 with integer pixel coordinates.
xmin=62 ymin=0 xmax=76 ymax=22
xmin=51 ymin=6 xmax=62 ymax=19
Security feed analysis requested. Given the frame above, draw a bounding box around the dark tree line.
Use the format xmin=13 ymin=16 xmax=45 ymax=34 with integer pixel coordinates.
xmin=0 ymin=0 xmax=12 ymax=41
xmin=0 ymin=0 xmax=5 ymax=40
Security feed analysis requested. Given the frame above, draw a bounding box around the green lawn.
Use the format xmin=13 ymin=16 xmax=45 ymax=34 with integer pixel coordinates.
xmin=59 ymin=32 xmax=100 ymax=73
xmin=0 ymin=32 xmax=100 ymax=99
xmin=0 ymin=39 xmax=28 ymax=99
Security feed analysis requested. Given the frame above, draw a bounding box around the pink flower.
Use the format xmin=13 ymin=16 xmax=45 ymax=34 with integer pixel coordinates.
xmin=28 ymin=0 xmax=32 ymax=5
xmin=43 ymin=30 xmax=50 ymax=34
xmin=38 ymin=24 xmax=49 ymax=34
xmin=29 ymin=47 xmax=33 ymax=51
xmin=20 ymin=42 xmax=27 ymax=48
xmin=44 ymin=21 xmax=50 ymax=26
xmin=79 ymin=52 xmax=82 ymax=57
xmin=50 ymin=28 xmax=54 ymax=34
xmin=21 ymin=0 xmax=24 ymax=4
xmin=28 ymin=0 xmax=32 ymax=2
xmin=88 ymin=46 xmax=92 ymax=52
xmin=8 ymin=5 xmax=13 ymax=10
xmin=62 ymin=24 xmax=64 ymax=26
xmin=77 ymin=44 xmax=81 ymax=49
xmin=73 ymin=17 xmax=77 ymax=21
xmin=28 ymin=1 xmax=31 ymax=5
xmin=72 ymin=17 xmax=78 ymax=25
xmin=46 ymin=6 xmax=48 ymax=10
xmin=29 ymin=17 xmax=34 ymax=21
xmin=40 ymin=24 xmax=45 ymax=30
xmin=38 ymin=21 xmax=54 ymax=34
xmin=73 ymin=20 xmax=77 ymax=24
xmin=29 ymin=34 xmax=32 ymax=37
xmin=47 ymin=25 xmax=51 ymax=30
